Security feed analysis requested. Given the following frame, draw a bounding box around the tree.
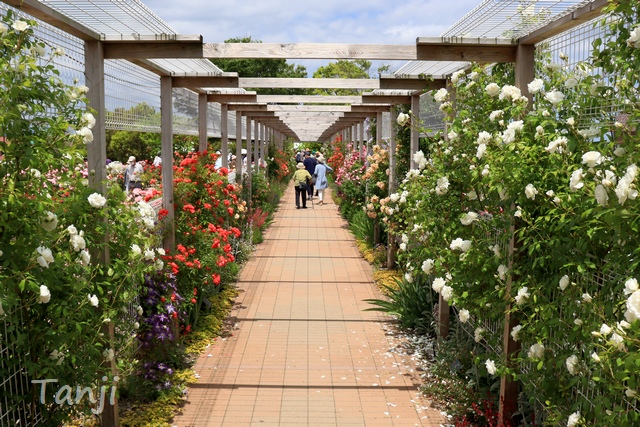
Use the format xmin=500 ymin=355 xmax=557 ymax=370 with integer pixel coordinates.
xmin=211 ymin=36 xmax=310 ymax=95
xmin=312 ymin=59 xmax=371 ymax=96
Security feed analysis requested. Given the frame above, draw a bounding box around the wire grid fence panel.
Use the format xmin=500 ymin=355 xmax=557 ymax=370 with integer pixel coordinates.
xmin=517 ymin=269 xmax=638 ymax=423
xmin=0 ymin=307 xmax=44 ymax=427
xmin=419 ymin=93 xmax=445 ymax=133
xmin=443 ymin=0 xmax=596 ymax=39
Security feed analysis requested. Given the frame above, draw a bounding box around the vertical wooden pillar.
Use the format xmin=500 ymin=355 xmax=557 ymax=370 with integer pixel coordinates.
xmin=235 ymin=111 xmax=243 ymax=184
xmin=86 ymin=41 xmax=119 ymax=427
xmin=376 ymin=111 xmax=382 ymax=145
xmin=386 ymin=105 xmax=398 ymax=270
xmin=253 ymin=120 xmax=260 ymax=173
xmin=160 ymin=76 xmax=175 ymax=253
xmin=246 ymin=117 xmax=253 ymax=211
xmin=359 ymin=120 xmax=365 ymax=160
xmin=410 ymin=93 xmax=420 ymax=169
xmin=198 ymin=93 xmax=208 ymax=153
xmin=498 ymin=43 xmax=535 ymax=425
xmin=220 ymin=103 xmax=228 ymax=168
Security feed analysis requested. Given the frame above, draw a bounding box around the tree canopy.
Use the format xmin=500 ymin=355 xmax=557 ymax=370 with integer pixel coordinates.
xmin=210 ymin=36 xmax=309 ymax=95
xmin=311 ymin=59 xmax=371 ymax=96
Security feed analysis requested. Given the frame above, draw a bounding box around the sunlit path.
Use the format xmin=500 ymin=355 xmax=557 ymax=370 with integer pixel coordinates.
xmin=171 ymin=183 xmax=445 ymax=426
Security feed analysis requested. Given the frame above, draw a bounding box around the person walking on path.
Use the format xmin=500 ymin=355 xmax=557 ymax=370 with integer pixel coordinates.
xmin=313 ymin=155 xmax=333 ymax=206
xmin=124 ymin=155 xmax=144 ymax=193
xmin=303 ymin=151 xmax=317 ymax=200
xmin=292 ymin=162 xmax=312 ymax=209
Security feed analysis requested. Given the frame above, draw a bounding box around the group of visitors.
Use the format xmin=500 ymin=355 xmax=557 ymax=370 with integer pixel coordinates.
xmin=292 ymin=150 xmax=333 ymax=209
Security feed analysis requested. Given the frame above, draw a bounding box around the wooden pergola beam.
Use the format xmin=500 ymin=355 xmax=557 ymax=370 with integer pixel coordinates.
xmin=257 ymin=95 xmax=362 ymax=104
xmin=361 ymin=94 xmax=411 ymax=105
xmin=203 ymin=43 xmax=417 ymax=60
xmin=416 ymin=37 xmax=517 ymax=62
xmin=239 ymin=77 xmax=379 ymax=90
xmin=172 ymin=75 xmax=239 ymax=88
xmin=380 ymin=75 xmax=446 ymax=91
xmin=519 ymin=0 xmax=609 ymax=45
xmin=103 ymin=38 xmax=203 ymax=59
xmin=207 ymin=94 xmax=258 ymax=103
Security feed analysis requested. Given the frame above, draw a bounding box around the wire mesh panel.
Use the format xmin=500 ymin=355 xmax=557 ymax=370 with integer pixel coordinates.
xmin=0 ymin=308 xmax=43 ymax=427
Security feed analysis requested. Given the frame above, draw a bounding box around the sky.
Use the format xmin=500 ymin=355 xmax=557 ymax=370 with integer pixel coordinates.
xmin=140 ymin=0 xmax=483 ymax=76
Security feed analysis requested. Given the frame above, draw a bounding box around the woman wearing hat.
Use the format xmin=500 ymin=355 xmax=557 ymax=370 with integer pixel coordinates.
xmin=313 ymin=156 xmax=333 ymax=206
xmin=292 ymin=162 xmax=312 ymax=209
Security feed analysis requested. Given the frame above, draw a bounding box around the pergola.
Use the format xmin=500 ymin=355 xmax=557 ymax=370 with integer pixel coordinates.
xmin=0 ymin=1 xmax=610 ymax=425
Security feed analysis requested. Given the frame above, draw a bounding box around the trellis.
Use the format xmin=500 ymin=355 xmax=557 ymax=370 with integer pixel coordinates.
xmin=0 ymin=0 xmax=615 ymax=426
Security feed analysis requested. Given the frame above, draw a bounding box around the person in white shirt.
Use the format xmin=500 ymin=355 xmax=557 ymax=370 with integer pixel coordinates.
xmin=124 ymin=156 xmax=144 ymax=192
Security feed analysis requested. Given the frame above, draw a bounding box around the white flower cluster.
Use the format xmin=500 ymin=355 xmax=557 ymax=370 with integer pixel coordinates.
xmin=88 ymin=192 xmax=107 ymax=208
xmin=412 ymin=150 xmax=428 ymax=170
xmin=500 ymin=120 xmax=524 ymax=144
xmin=615 ymin=164 xmax=638 ymax=205
xmin=544 ymin=136 xmax=568 ymax=154
xmin=36 ymin=246 xmax=54 ymax=268
xmin=433 ymin=88 xmax=448 ymax=103
xmin=41 ymin=211 xmax=58 ymax=232
xmin=627 ymin=26 xmax=640 ymax=49
xmin=421 ymin=258 xmax=434 ymax=274
xmin=137 ymin=201 xmax=157 ymax=230
xmin=515 ymin=286 xmax=530 ymax=305
xmin=397 ymin=112 xmax=410 ymax=126
xmin=450 ymin=238 xmax=471 ymax=252
xmin=432 ymin=274 xmax=453 ymax=301
xmin=458 ymin=309 xmax=470 ymax=323
xmin=499 ymin=85 xmax=524 ymax=103
xmin=624 ymin=278 xmax=640 ymax=323
xmin=107 ymin=161 xmax=126 ymax=177
xmin=460 ymin=212 xmax=479 ymax=226
xmin=435 ymin=176 xmax=449 ymax=195
xmin=68 ymin=225 xmax=90 ymax=266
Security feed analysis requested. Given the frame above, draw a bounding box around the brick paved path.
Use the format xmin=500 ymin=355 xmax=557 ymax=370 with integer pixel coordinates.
xmin=170 ymin=183 xmax=445 ymax=427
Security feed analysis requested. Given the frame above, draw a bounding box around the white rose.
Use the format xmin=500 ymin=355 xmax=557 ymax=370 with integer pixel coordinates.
xmin=544 ymin=89 xmax=565 ymax=106
xmin=41 ymin=211 xmax=58 ymax=232
xmin=88 ymin=294 xmax=99 ymax=307
xmin=440 ymin=285 xmax=453 ymax=301
xmin=450 ymin=238 xmax=471 ymax=252
xmin=82 ymin=112 xmax=96 ymax=129
xmin=76 ymin=127 xmax=94 ymax=144
xmin=566 ymin=355 xmax=579 ymax=375
xmin=582 ymin=293 xmax=593 ymax=303
xmin=591 ymin=352 xmax=601 ymax=362
xmin=36 ymin=246 xmax=54 ymax=268
xmin=497 ymin=264 xmax=508 ymax=281
xmin=515 ymin=286 xmax=530 ymax=305
xmin=79 ymin=250 xmax=91 ymax=266
xmin=432 ymin=277 xmax=446 ymax=293
xmin=0 ymin=23 xmax=7 ymax=35
xmin=70 ymin=234 xmax=86 ymax=252
xmin=581 ymin=151 xmax=604 ymax=168
xmin=459 ymin=309 xmax=470 ymax=323
xmin=476 ymin=143 xmax=487 ymax=160
xmin=489 ymin=110 xmax=503 ymax=122
xmin=627 ymin=27 xmax=640 ymax=48
xmin=88 ymin=193 xmax=107 ymax=208
xmin=567 ymin=411 xmax=581 ymax=427
xmin=524 ymin=184 xmax=538 ymax=200
xmin=144 ymin=249 xmax=155 ymax=260
xmin=485 ymin=359 xmax=497 ymax=375
xmin=103 ymin=348 xmax=115 ymax=362
xmin=570 ymin=169 xmax=584 ymax=192
xmin=485 ymin=83 xmax=500 ymax=97
xmin=154 ymin=259 xmax=164 ymax=271
xmin=624 ymin=278 xmax=638 ymax=295
xmin=131 ymin=244 xmax=142 ymax=256
xmin=559 ymin=275 xmax=570 ymax=291
xmin=421 ymin=259 xmax=434 ymax=274
xmin=460 ymin=212 xmax=479 ymax=226
xmin=565 ymin=77 xmax=579 ymax=89
xmin=396 ymin=112 xmax=410 ymax=126
xmin=11 ymin=20 xmax=29 ymax=32
xmin=511 ymin=325 xmax=522 ymax=342
xmin=474 ymin=327 xmax=485 ymax=342
xmin=39 ymin=285 xmax=51 ymax=304
xmin=433 ymin=88 xmax=448 ymax=103
xmin=594 ymin=184 xmax=609 ymax=207
xmin=527 ymin=343 xmax=545 ymax=359
xmin=67 ymin=225 xmax=78 ymax=236
xmin=527 ymin=78 xmax=544 ymax=94
xmin=156 ymin=248 xmax=166 ymax=256
xmin=625 ymin=289 xmax=640 ymax=322
xmin=137 ymin=305 xmax=144 ymax=316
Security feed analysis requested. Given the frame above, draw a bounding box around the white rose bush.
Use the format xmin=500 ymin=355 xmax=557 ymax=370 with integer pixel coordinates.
xmin=0 ymin=13 xmax=160 ymax=424
xmin=378 ymin=2 xmax=640 ymax=425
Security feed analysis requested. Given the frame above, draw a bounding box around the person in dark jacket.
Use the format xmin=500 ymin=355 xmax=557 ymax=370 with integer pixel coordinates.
xmin=303 ymin=152 xmax=317 ymax=200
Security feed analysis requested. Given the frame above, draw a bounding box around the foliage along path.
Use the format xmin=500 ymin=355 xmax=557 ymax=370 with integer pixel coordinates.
xmin=170 ymin=183 xmax=445 ymax=426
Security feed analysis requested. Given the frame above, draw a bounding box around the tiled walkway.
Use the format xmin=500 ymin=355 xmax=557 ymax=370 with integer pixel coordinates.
xmin=171 ymin=183 xmax=445 ymax=427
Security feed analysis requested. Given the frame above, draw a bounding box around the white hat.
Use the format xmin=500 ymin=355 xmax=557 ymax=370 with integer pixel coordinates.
xmin=297 ymin=162 xmax=304 ymax=169
xmin=241 ymin=148 xmax=247 ymax=154
xmin=128 ymin=156 xmax=136 ymax=163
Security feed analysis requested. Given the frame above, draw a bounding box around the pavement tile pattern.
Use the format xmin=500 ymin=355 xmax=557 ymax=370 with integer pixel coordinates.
xmin=171 ymin=183 xmax=445 ymax=427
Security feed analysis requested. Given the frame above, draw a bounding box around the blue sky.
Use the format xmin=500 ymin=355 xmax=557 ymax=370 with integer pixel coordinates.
xmin=141 ymin=0 xmax=483 ymax=75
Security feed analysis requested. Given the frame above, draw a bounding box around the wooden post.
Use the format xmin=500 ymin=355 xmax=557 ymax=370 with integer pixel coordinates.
xmin=160 ymin=76 xmax=175 ymax=252
xmin=359 ymin=120 xmax=365 ymax=160
xmin=410 ymin=93 xmax=420 ymax=169
xmin=198 ymin=93 xmax=208 ymax=153
xmin=85 ymin=40 xmax=119 ymax=427
xmin=253 ymin=119 xmax=259 ymax=173
xmin=498 ymin=43 xmax=535 ymax=425
xmin=220 ymin=103 xmax=228 ymax=168
xmin=246 ymin=117 xmax=253 ymax=213
xmin=386 ymin=105 xmax=398 ymax=270
xmin=235 ymin=111 xmax=243 ymax=184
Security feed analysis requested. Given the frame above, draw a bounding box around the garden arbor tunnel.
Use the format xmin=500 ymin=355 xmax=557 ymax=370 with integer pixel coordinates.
xmin=0 ymin=0 xmax=612 ymax=425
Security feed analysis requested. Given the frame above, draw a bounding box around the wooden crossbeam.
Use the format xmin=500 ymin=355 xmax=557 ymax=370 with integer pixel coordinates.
xmin=172 ymin=76 xmax=239 ymax=88
xmin=203 ymin=43 xmax=417 ymax=60
xmin=239 ymin=77 xmax=378 ymax=90
xmin=104 ymin=40 xmax=203 ymax=59
xmin=257 ymin=95 xmax=362 ymax=104
xmin=416 ymin=37 xmax=517 ymax=62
